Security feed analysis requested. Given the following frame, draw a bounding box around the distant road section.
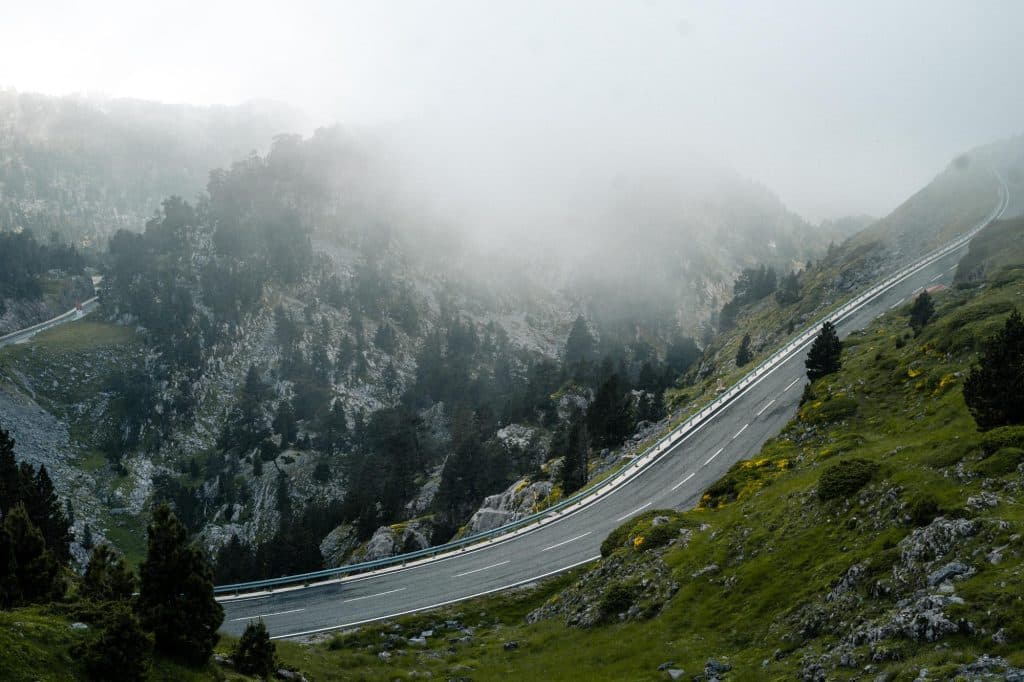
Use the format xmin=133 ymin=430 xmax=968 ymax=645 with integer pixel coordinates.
xmin=0 ymin=297 xmax=100 ymax=349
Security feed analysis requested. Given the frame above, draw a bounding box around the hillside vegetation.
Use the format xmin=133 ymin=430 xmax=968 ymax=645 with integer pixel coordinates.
xmin=255 ymin=217 xmax=1024 ymax=681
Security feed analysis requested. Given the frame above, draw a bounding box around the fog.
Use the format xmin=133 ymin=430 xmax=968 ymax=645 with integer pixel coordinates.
xmin=4 ymin=0 xmax=1024 ymax=224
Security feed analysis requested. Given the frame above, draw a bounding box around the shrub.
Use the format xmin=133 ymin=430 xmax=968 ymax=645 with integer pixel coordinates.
xmin=234 ymin=619 xmax=277 ymax=678
xmin=599 ymin=582 xmax=637 ymax=620
xmin=78 ymin=603 xmax=153 ymax=682
xmin=980 ymin=426 xmax=1024 ymax=455
xmin=974 ymin=447 xmax=1024 ymax=478
xmin=817 ymin=458 xmax=878 ymax=500
xmin=907 ymin=492 xmax=941 ymax=526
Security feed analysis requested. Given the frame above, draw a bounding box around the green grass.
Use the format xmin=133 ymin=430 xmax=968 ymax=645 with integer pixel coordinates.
xmin=270 ymin=237 xmax=1024 ymax=681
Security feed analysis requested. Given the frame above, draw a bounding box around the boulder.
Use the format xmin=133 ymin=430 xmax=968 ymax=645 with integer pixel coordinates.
xmin=319 ymin=523 xmax=359 ymax=567
xmin=464 ymin=478 xmax=554 ymax=535
xmin=926 ymin=560 xmax=974 ymax=586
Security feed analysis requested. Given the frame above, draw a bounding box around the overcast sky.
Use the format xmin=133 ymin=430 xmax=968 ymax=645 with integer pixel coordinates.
xmin=3 ymin=0 xmax=1023 ymax=221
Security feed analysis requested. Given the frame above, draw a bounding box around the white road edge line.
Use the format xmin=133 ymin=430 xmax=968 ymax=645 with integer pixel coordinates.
xmin=756 ymin=399 xmax=776 ymax=417
xmin=732 ymin=424 xmax=749 ymax=440
xmin=704 ymin=447 xmax=724 ymax=466
xmin=454 ymin=560 xmax=510 ymax=578
xmin=540 ymin=532 xmax=592 ymax=553
xmin=271 ymin=555 xmax=603 ymax=640
xmin=230 ymin=608 xmax=304 ymax=622
xmin=783 ymin=377 xmax=801 ymax=392
xmin=889 ymin=298 xmax=905 ymax=309
xmin=670 ymin=472 xmax=695 ymax=492
xmin=343 ymin=587 xmax=407 ymax=603
xmin=615 ymin=502 xmax=651 ymax=522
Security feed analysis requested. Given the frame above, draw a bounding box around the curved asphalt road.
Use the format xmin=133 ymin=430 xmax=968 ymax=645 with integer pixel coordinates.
xmin=222 ymin=182 xmax=1012 ymax=640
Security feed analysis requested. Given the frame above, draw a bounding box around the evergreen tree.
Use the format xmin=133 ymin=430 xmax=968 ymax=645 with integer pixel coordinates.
xmin=214 ymin=534 xmax=255 ymax=584
xmin=908 ymin=290 xmax=935 ymax=335
xmin=272 ymin=400 xmax=297 ymax=446
xmin=323 ymin=400 xmax=349 ymax=454
xmin=559 ymin=415 xmax=590 ymax=495
xmin=735 ymin=333 xmax=753 ymax=367
xmin=0 ymin=522 xmax=17 ymax=608
xmin=0 ymin=425 xmax=21 ymax=516
xmin=234 ymin=619 xmax=277 ymax=678
xmin=775 ymin=270 xmax=801 ymax=305
xmin=81 ymin=543 xmax=136 ymax=603
xmin=805 ymin=321 xmax=842 ymax=381
xmin=81 ymin=523 xmax=94 ymax=550
xmin=586 ymin=373 xmax=634 ymax=448
xmin=665 ymin=334 xmax=701 ymax=376
xmin=963 ymin=309 xmax=1024 ymax=430
xmin=80 ymin=603 xmax=153 ymax=682
xmin=136 ymin=504 xmax=223 ymax=665
xmin=26 ymin=465 xmax=72 ymax=565
xmin=564 ymin=315 xmax=596 ymax=369
xmin=4 ymin=503 xmax=62 ymax=605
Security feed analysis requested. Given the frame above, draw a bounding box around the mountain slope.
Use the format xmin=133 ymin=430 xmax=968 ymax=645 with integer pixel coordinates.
xmin=264 ymin=208 xmax=1024 ymax=681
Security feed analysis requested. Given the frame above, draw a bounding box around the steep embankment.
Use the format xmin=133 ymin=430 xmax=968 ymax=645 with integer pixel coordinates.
xmin=266 ymin=217 xmax=1024 ymax=681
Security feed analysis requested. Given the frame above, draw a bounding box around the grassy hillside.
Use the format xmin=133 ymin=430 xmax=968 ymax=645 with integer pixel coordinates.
xmin=255 ymin=219 xmax=1024 ymax=681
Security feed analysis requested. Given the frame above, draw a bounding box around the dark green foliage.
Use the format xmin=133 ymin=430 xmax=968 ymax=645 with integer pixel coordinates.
xmin=273 ymin=400 xmax=297 ymax=446
xmin=0 ymin=428 xmax=71 ymax=564
xmin=908 ymin=290 xmax=935 ymax=335
xmin=775 ymin=270 xmax=801 ymax=306
xmin=979 ymin=425 xmax=1024 ymax=455
xmin=564 ymin=315 xmax=596 ymax=369
xmin=79 ymin=603 xmax=153 ymax=682
xmin=735 ymin=333 xmax=753 ymax=367
xmin=0 ymin=229 xmax=84 ymax=301
xmin=558 ymin=414 xmax=590 ymax=495
xmin=81 ymin=523 xmax=94 ymax=550
xmin=81 ymin=543 xmax=136 ymax=603
xmin=817 ymin=458 xmax=878 ymax=500
xmin=907 ymin=492 xmax=942 ymax=526
xmin=599 ymin=582 xmax=637 ymax=620
xmin=586 ymin=373 xmax=634 ymax=449
xmin=806 ymin=321 xmax=842 ymax=381
xmin=665 ymin=334 xmax=701 ymax=376
xmin=974 ymin=447 xmax=1024 ymax=477
xmin=3 ymin=503 xmax=63 ymax=606
xmin=963 ymin=309 xmax=1024 ymax=430
xmin=234 ymin=619 xmax=277 ymax=678
xmin=719 ymin=265 xmax=779 ymax=330
xmin=136 ymin=504 xmax=223 ymax=665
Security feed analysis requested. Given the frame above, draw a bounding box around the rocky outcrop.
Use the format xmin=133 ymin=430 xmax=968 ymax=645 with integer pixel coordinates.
xmin=357 ymin=520 xmax=432 ymax=562
xmin=320 ymin=523 xmax=360 ymax=568
xmin=464 ymin=478 xmax=553 ymax=535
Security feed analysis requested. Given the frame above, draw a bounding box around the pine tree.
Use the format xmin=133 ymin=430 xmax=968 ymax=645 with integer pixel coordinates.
xmin=0 ymin=522 xmax=17 ymax=608
xmin=586 ymin=373 xmax=634 ymax=448
xmin=80 ymin=603 xmax=153 ymax=682
xmin=805 ymin=321 xmax=842 ymax=381
xmin=564 ymin=315 xmax=596 ymax=369
xmin=0 ymin=425 xmax=21 ymax=516
xmin=908 ymin=290 xmax=935 ymax=336
xmin=26 ymin=465 xmax=72 ymax=565
xmin=963 ymin=309 xmax=1024 ymax=430
xmin=234 ymin=619 xmax=277 ymax=678
xmin=735 ymin=333 xmax=753 ymax=367
xmin=81 ymin=543 xmax=136 ymax=602
xmin=559 ymin=416 xmax=590 ymax=495
xmin=137 ymin=504 xmax=223 ymax=665
xmin=4 ymin=503 xmax=62 ymax=605
xmin=273 ymin=400 xmax=297 ymax=446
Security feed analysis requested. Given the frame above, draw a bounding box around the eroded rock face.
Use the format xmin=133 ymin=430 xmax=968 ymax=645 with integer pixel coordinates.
xmin=320 ymin=523 xmax=360 ymax=568
xmin=359 ymin=520 xmax=432 ymax=561
xmin=464 ymin=478 xmax=553 ymax=535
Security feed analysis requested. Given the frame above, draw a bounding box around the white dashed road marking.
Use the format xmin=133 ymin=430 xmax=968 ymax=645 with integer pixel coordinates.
xmin=704 ymin=447 xmax=724 ymax=466
xmin=454 ymin=561 xmax=510 ymax=578
xmin=671 ymin=473 xmax=695 ymax=491
xmin=783 ymin=377 xmax=801 ymax=392
xmin=231 ymin=608 xmax=304 ymax=622
xmin=732 ymin=424 xmax=748 ymax=440
xmin=756 ymin=399 xmax=775 ymax=417
xmin=343 ymin=587 xmax=407 ymax=603
xmin=541 ymin=532 xmax=592 ymax=553
xmin=615 ymin=502 xmax=652 ymax=522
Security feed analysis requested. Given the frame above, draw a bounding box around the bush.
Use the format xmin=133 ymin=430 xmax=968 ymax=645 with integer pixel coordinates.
xmin=234 ymin=619 xmax=277 ymax=678
xmin=974 ymin=447 xmax=1024 ymax=477
xmin=980 ymin=426 xmax=1024 ymax=455
xmin=78 ymin=603 xmax=153 ymax=682
xmin=907 ymin=492 xmax=941 ymax=526
xmin=817 ymin=458 xmax=878 ymax=501
xmin=599 ymin=582 xmax=637 ymax=620
xmin=801 ymin=395 xmax=858 ymax=424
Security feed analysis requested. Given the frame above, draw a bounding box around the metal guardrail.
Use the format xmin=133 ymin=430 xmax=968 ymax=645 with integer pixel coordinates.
xmin=213 ymin=174 xmax=1008 ymax=596
xmin=0 ymin=297 xmax=99 ymax=346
